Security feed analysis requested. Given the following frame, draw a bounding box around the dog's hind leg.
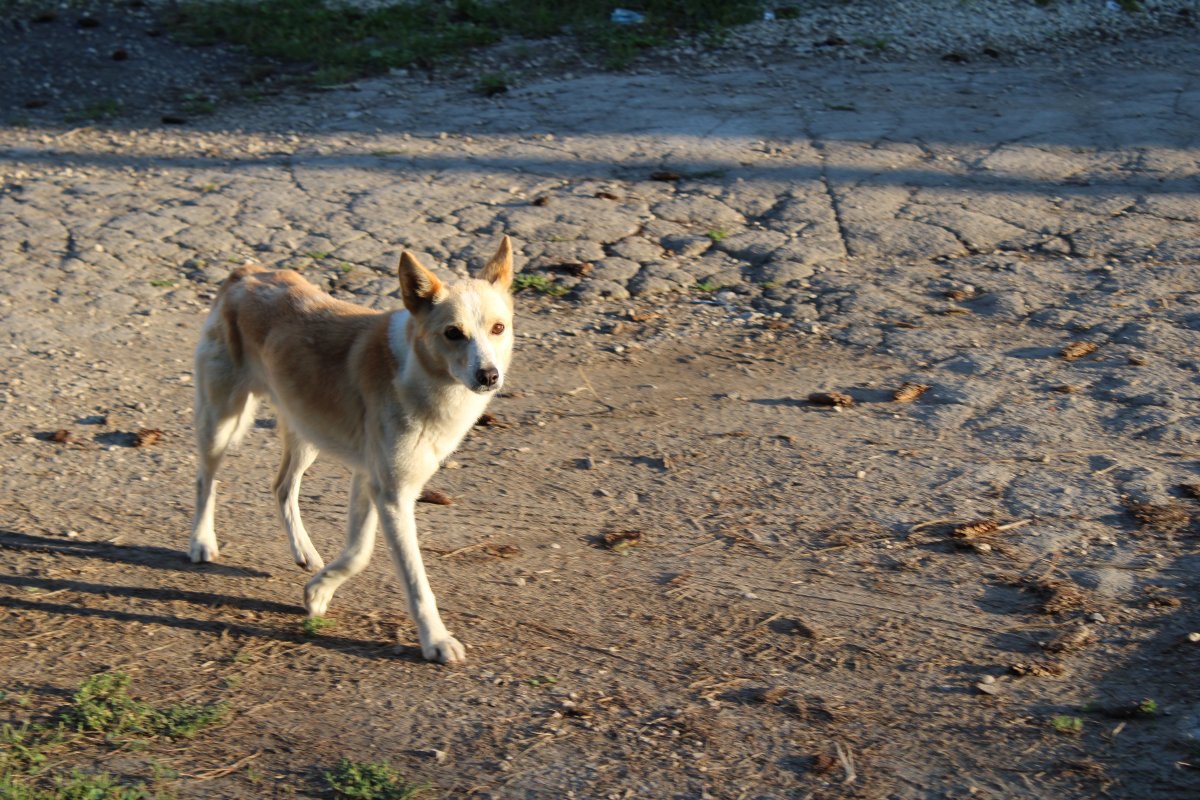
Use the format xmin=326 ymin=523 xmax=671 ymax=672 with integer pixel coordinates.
xmin=188 ymin=370 xmax=256 ymax=564
xmin=304 ymin=470 xmax=377 ymax=617
xmin=273 ymin=423 xmax=323 ymax=571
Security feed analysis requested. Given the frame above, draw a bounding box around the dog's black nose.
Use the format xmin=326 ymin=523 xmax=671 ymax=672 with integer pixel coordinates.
xmin=476 ymin=366 xmax=499 ymax=388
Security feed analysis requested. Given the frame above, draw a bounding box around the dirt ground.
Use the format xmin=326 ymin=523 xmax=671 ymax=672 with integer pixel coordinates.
xmin=2 ymin=3 xmax=1200 ymax=800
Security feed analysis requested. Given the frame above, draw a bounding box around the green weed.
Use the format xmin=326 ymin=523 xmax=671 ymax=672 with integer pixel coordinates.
xmin=1050 ymin=715 xmax=1083 ymax=735
xmin=65 ymin=99 xmax=122 ymax=123
xmin=512 ymin=273 xmax=567 ymax=297
xmin=324 ymin=758 xmax=427 ymax=800
xmin=473 ymin=72 xmax=509 ymax=97
xmin=149 ymin=280 xmax=176 ymax=288
xmin=853 ymin=35 xmax=890 ymax=52
xmin=704 ymin=228 xmax=728 ymax=243
xmin=0 ymin=672 xmax=221 ymax=799
xmin=65 ymin=672 xmax=225 ymax=740
xmin=695 ymin=281 xmax=720 ymax=293
xmin=168 ymin=0 xmax=762 ymax=85
xmin=302 ymin=616 xmax=336 ymax=636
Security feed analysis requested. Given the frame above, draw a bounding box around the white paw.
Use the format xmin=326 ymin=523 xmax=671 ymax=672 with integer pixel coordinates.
xmin=422 ymin=634 xmax=466 ymax=664
xmin=189 ymin=539 xmax=219 ymax=563
xmin=304 ymin=577 xmax=333 ymax=617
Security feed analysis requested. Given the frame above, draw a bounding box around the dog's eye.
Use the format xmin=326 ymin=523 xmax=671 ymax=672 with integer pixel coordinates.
xmin=490 ymin=322 xmax=505 ymax=336
xmin=444 ymin=326 xmax=465 ymax=341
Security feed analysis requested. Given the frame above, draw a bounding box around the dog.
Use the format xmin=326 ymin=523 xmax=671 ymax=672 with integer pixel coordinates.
xmin=188 ymin=237 xmax=515 ymax=663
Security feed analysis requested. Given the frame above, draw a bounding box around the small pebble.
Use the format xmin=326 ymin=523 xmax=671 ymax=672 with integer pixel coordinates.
xmin=1187 ymin=632 xmax=1200 ymax=643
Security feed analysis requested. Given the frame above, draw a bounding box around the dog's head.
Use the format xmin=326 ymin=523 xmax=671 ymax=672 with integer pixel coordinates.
xmin=398 ymin=236 xmax=515 ymax=394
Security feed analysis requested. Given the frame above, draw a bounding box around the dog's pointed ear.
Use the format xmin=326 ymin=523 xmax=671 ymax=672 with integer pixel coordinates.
xmin=398 ymin=251 xmax=445 ymax=314
xmin=479 ymin=235 xmax=514 ymax=292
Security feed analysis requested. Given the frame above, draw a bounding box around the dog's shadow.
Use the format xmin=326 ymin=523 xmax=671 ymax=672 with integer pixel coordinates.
xmin=0 ymin=530 xmax=422 ymax=662
xmin=0 ymin=529 xmax=269 ymax=577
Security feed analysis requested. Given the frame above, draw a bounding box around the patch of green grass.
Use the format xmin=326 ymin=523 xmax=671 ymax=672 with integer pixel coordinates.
xmin=473 ymin=72 xmax=509 ymax=97
xmin=168 ymin=0 xmax=762 ymax=85
xmin=64 ymin=672 xmax=225 ymax=741
xmin=149 ymin=279 xmax=177 ymax=288
xmin=512 ymin=273 xmax=567 ymax=297
xmin=64 ymin=99 xmax=122 ymax=123
xmin=853 ymin=35 xmax=890 ymax=52
xmin=0 ymin=673 xmax=223 ymax=799
xmin=302 ymin=615 xmax=336 ymax=636
xmin=1137 ymin=698 xmax=1158 ymax=716
xmin=526 ymin=675 xmax=557 ymax=687
xmin=1050 ymin=715 xmax=1083 ymax=735
xmin=695 ymin=280 xmax=720 ymax=293
xmin=704 ymin=228 xmax=728 ymax=243
xmin=180 ymin=93 xmax=217 ymax=116
xmin=324 ymin=758 xmax=427 ymax=800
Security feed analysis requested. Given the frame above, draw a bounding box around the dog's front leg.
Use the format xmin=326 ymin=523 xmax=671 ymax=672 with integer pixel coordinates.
xmin=375 ymin=486 xmax=465 ymax=664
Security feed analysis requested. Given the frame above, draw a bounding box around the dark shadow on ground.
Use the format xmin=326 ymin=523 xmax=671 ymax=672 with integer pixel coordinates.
xmin=0 ymin=529 xmax=271 ymax=578
xmin=0 ymin=593 xmax=424 ymax=662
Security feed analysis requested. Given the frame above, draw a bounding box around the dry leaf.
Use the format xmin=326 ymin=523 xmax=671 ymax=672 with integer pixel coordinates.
xmin=50 ymin=429 xmax=73 ymax=443
xmin=892 ymin=382 xmax=929 ymax=403
xmin=484 ymin=543 xmax=520 ymax=559
xmin=476 ymin=412 xmax=500 ymax=427
xmin=601 ymin=530 xmax=642 ymax=553
xmin=810 ymin=753 xmax=839 ymax=774
xmin=1060 ymin=341 xmax=1098 ymax=361
xmin=418 ymin=490 xmax=453 ymax=506
xmin=1044 ymin=626 xmax=1095 ymax=654
xmin=951 ymin=519 xmax=999 ymax=539
xmin=808 ymin=391 xmax=854 ymax=408
xmin=1009 ymin=660 xmax=1065 ymax=677
xmin=134 ymin=428 xmax=162 ymax=448
xmin=1033 ymin=579 xmax=1091 ymax=614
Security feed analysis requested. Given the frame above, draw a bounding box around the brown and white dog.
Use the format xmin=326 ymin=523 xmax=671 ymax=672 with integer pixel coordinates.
xmin=188 ymin=237 xmax=515 ymax=663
